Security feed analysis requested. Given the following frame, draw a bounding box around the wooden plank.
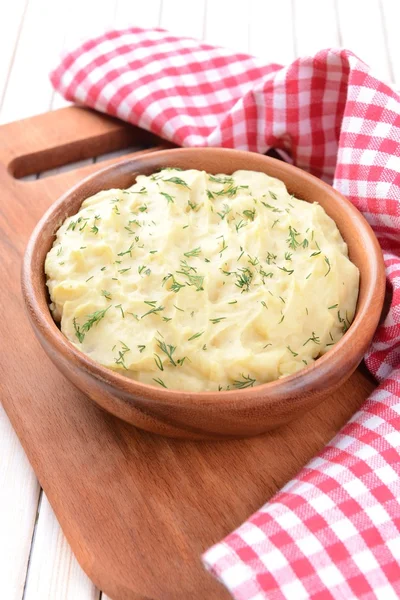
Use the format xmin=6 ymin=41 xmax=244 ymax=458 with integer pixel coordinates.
xmin=336 ymin=0 xmax=391 ymax=82
xmin=0 ymin=0 xmax=68 ymax=123
xmin=21 ymin=6 xmax=119 ymax=596
xmin=51 ymin=0 xmax=118 ymax=111
xmin=23 ymin=494 xmax=100 ymax=600
xmin=160 ymin=0 xmax=206 ymax=39
xmin=249 ymin=0 xmax=295 ymax=63
xmin=379 ymin=0 xmax=400 ymax=85
xmin=114 ymin=0 xmax=162 ymax=29
xmin=0 ymin=405 xmax=41 ymax=600
xmin=205 ymin=0 xmax=250 ymax=53
xmin=293 ymin=0 xmax=339 ymax=56
xmin=12 ymin=6 xmax=121 ymax=596
xmin=0 ymin=0 xmax=28 ymax=112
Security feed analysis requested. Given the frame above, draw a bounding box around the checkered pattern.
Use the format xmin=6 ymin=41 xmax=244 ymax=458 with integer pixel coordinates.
xmin=51 ymin=29 xmax=400 ymax=600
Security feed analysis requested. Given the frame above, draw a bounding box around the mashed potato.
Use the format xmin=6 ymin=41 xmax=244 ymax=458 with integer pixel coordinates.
xmin=45 ymin=168 xmax=359 ymax=391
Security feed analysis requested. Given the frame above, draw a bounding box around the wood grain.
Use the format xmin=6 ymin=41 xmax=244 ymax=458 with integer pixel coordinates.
xmin=0 ymin=107 xmax=378 ymax=599
xmin=0 ymin=2 xmax=397 ymax=597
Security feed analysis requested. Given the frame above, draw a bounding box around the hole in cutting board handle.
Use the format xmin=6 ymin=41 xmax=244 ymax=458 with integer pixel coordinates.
xmin=8 ymin=128 xmax=162 ymax=180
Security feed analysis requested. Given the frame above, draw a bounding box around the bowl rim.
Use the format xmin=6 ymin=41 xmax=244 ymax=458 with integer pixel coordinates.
xmin=22 ymin=147 xmax=386 ymax=409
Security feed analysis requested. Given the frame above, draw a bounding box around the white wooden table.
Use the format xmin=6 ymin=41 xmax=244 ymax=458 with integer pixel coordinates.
xmin=1 ymin=1 xmax=399 ymax=598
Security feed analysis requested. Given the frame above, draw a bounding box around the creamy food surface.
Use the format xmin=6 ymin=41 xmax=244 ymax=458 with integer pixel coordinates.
xmin=45 ymin=169 xmax=359 ymax=392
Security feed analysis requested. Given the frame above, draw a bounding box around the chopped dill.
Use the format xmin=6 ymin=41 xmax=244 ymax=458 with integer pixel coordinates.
xmin=115 ymin=304 xmax=125 ymax=318
xmin=114 ymin=341 xmax=130 ymax=370
xmin=324 ymin=256 xmax=331 ymax=276
xmin=217 ymin=204 xmax=231 ymax=220
xmin=154 ymin=354 xmax=164 ymax=371
xmin=160 ymin=191 xmax=175 ymax=204
xmin=209 ymin=175 xmax=233 ymax=184
xmin=73 ymin=306 xmax=111 ymax=343
xmin=303 ymin=332 xmax=320 ymax=346
xmin=310 ymin=242 xmax=322 ymax=257
xmin=232 ymin=374 xmax=256 ymax=389
xmin=157 ymin=339 xmax=177 ymax=366
xmin=153 ymin=378 xmax=167 ymax=388
xmin=235 ymin=267 xmax=253 ymax=292
xmin=287 ymin=226 xmax=300 ymax=250
xmin=184 ymin=247 xmax=201 ymax=258
xmin=188 ymin=331 xmax=204 ymax=341
xmin=287 ymin=346 xmax=298 ymax=357
xmin=235 ymin=219 xmax=246 ymax=232
xmin=277 ymin=266 xmax=294 ymax=275
xmin=243 ymin=208 xmax=256 ymax=221
xmin=163 ymin=176 xmax=190 ymax=189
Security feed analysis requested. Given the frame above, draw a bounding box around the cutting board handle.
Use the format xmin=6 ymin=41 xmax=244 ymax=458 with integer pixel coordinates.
xmin=0 ymin=107 xmax=160 ymax=179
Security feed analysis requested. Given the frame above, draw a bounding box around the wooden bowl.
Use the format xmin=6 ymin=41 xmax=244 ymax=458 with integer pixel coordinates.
xmin=21 ymin=148 xmax=385 ymax=439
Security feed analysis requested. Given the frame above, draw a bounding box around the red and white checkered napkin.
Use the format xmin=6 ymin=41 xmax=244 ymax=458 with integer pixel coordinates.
xmin=51 ymin=28 xmax=400 ymax=599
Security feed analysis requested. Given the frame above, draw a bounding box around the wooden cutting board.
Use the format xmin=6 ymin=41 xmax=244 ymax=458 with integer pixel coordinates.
xmin=0 ymin=107 xmax=375 ymax=600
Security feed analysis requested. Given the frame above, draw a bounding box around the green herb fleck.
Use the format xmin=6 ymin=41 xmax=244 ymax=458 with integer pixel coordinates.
xmin=235 ymin=267 xmax=253 ymax=292
xmin=141 ymin=303 xmax=164 ymax=318
xmin=232 ymin=374 xmax=256 ymax=389
xmin=243 ymin=208 xmax=256 ymax=221
xmin=154 ymin=354 xmax=164 ymax=371
xmin=287 ymin=226 xmax=300 ymax=250
xmin=73 ymin=306 xmax=111 ymax=343
xmin=310 ymin=242 xmax=322 ymax=257
xmin=188 ymin=331 xmax=204 ymax=341
xmin=235 ymin=219 xmax=246 ymax=232
xmin=114 ymin=341 xmax=130 ymax=369
xmin=278 ymin=266 xmax=294 ymax=275
xmin=184 ymin=247 xmax=201 ymax=258
xmin=157 ymin=339 xmax=177 ymax=366
xmin=287 ymin=346 xmax=298 ymax=357
xmin=324 ymin=256 xmax=331 ymax=276
xmin=118 ymin=243 xmax=134 ymax=257
xmin=163 ymin=176 xmax=190 ymax=189
xmin=303 ymin=332 xmax=320 ymax=346
xmin=160 ymin=191 xmax=175 ymax=204
xmin=209 ymin=175 xmax=233 ymax=184
xmin=261 ymin=201 xmax=281 ymax=213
